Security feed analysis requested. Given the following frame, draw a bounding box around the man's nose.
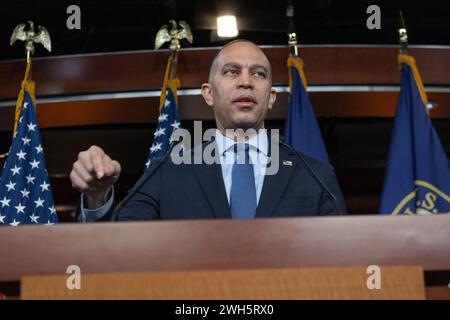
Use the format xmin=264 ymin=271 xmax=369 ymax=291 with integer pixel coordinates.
xmin=237 ymin=71 xmax=253 ymax=89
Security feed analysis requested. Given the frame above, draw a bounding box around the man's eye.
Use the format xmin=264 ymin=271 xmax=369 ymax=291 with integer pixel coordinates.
xmin=224 ymin=69 xmax=239 ymax=76
xmin=253 ymin=71 xmax=266 ymax=78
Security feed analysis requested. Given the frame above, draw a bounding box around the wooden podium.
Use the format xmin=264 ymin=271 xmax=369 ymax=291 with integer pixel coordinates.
xmin=1 ymin=215 xmax=449 ymax=299
xmin=21 ymin=267 xmax=425 ymax=300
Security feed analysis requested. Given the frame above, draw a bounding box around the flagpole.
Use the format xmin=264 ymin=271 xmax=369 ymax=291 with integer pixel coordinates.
xmin=10 ymin=21 xmax=51 ymax=136
xmin=154 ymin=20 xmax=192 ymax=81
xmin=2 ymin=21 xmax=51 ymax=158
xmin=398 ymin=11 xmax=408 ymax=54
xmin=154 ymin=20 xmax=192 ymax=111
xmin=287 ymin=0 xmax=298 ymax=57
xmin=1 ymin=21 xmax=57 ymax=225
xmin=144 ymin=21 xmax=192 ymax=169
xmin=284 ymin=2 xmax=330 ymax=165
xmin=169 ymin=50 xmax=178 ymax=81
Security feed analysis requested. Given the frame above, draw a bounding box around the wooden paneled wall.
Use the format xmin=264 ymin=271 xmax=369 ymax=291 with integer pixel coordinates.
xmin=1 ymin=46 xmax=449 ymax=220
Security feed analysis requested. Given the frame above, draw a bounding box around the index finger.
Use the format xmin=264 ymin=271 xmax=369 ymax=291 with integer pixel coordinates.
xmin=89 ymin=146 xmax=106 ymax=179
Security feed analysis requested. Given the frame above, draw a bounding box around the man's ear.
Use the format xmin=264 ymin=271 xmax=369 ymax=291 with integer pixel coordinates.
xmin=201 ymin=83 xmax=214 ymax=107
xmin=267 ymin=88 xmax=277 ymax=110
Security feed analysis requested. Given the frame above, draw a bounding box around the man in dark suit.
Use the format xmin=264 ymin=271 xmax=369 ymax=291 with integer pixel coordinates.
xmin=70 ymin=40 xmax=346 ymax=221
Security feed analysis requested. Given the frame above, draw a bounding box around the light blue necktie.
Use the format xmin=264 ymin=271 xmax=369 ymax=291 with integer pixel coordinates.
xmin=230 ymin=143 xmax=257 ymax=219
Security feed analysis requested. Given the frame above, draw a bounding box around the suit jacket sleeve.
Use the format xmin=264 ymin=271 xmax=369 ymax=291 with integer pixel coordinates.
xmin=74 ymin=160 xmax=163 ymax=222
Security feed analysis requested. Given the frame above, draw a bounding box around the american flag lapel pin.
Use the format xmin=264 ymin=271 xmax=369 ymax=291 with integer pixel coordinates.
xmin=283 ymin=160 xmax=293 ymax=166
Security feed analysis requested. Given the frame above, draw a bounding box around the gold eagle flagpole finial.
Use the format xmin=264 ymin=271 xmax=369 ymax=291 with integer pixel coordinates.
xmin=155 ymin=20 xmax=193 ymax=53
xmin=154 ymin=20 xmax=193 ymax=81
xmin=10 ymin=20 xmax=52 ymax=63
xmin=154 ymin=20 xmax=193 ymax=110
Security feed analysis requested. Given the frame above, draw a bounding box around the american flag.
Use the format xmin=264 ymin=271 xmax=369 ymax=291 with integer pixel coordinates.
xmin=0 ymin=91 xmax=58 ymax=226
xmin=144 ymin=87 xmax=181 ymax=169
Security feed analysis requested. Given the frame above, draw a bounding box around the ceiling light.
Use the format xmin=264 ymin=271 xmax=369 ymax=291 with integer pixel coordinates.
xmin=217 ymin=15 xmax=238 ymax=38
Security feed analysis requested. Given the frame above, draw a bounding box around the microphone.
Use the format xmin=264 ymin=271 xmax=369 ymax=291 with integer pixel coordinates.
xmin=277 ymin=135 xmax=344 ymax=215
xmin=110 ymin=142 xmax=177 ymax=221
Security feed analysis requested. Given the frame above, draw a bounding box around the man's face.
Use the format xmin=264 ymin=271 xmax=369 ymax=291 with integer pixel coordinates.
xmin=201 ymin=42 xmax=277 ymax=133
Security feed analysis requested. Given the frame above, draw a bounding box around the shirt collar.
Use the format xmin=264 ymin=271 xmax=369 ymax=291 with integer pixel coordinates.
xmin=215 ymin=129 xmax=269 ymax=156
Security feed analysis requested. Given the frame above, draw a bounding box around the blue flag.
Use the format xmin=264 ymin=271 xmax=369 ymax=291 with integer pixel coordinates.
xmin=144 ymin=55 xmax=181 ymax=169
xmin=284 ymin=56 xmax=329 ymax=164
xmin=0 ymin=89 xmax=58 ymax=226
xmin=380 ymin=54 xmax=450 ymax=215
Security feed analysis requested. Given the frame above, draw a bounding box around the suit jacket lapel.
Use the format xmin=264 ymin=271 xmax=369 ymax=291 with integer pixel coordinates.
xmin=191 ymin=141 xmax=231 ymax=219
xmin=255 ymin=141 xmax=297 ymax=218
